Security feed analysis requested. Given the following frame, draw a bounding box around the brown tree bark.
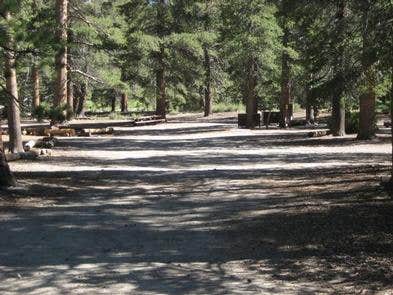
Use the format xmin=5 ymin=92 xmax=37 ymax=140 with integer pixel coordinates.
xmin=280 ymin=26 xmax=291 ymax=128
xmin=155 ymin=0 xmax=167 ymax=118
xmin=0 ymin=149 xmax=16 ymax=187
xmin=121 ymin=92 xmax=128 ymax=113
xmin=390 ymin=67 xmax=393 ymax=181
xmin=203 ymin=47 xmax=212 ymax=117
xmin=246 ymin=58 xmax=258 ymax=129
xmin=0 ymin=119 xmax=16 ymax=187
xmin=54 ymin=0 xmax=68 ymax=107
xmin=357 ymin=4 xmax=376 ymax=140
xmin=4 ymin=11 xmax=24 ymax=153
xmin=155 ymin=48 xmax=166 ymax=118
xmin=32 ymin=65 xmax=40 ymax=112
xmin=331 ymin=0 xmax=346 ymax=137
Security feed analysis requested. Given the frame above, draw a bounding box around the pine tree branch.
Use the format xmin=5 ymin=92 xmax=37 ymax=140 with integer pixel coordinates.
xmin=70 ymin=69 xmax=104 ymax=84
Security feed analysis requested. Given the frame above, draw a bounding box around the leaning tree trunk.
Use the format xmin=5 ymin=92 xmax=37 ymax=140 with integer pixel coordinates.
xmin=280 ymin=26 xmax=291 ymax=128
xmin=121 ymin=92 xmax=128 ymax=113
xmin=203 ymin=47 xmax=212 ymax=117
xmin=4 ymin=11 xmax=23 ymax=153
xmin=0 ymin=124 xmax=16 ymax=187
xmin=54 ymin=0 xmax=68 ymax=107
xmin=331 ymin=0 xmax=346 ymax=137
xmin=246 ymin=58 xmax=258 ymax=129
xmin=358 ymin=5 xmax=376 ymax=140
xmin=32 ymin=64 xmax=40 ymax=112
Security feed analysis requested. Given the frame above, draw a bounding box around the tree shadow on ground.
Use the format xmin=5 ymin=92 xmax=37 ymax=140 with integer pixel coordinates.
xmin=1 ymin=123 xmax=392 ymax=294
xmin=1 ymin=165 xmax=392 ymax=294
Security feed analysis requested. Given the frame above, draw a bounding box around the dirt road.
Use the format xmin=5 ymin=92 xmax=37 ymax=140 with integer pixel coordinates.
xmin=1 ymin=115 xmax=392 ymax=294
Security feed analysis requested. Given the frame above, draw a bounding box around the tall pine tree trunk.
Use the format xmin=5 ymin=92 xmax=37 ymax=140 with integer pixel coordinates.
xmin=155 ymin=0 xmax=166 ymax=118
xmin=121 ymin=92 xmax=128 ymax=113
xmin=32 ymin=64 xmax=40 ymax=112
xmin=155 ymin=51 xmax=166 ymax=118
xmin=358 ymin=4 xmax=376 ymax=140
xmin=280 ymin=26 xmax=291 ymax=128
xmin=331 ymin=0 xmax=346 ymax=137
xmin=246 ymin=58 xmax=257 ymax=129
xmin=390 ymin=67 xmax=393 ymax=181
xmin=203 ymin=48 xmax=212 ymax=117
xmin=54 ymin=0 xmax=68 ymax=107
xmin=358 ymin=77 xmax=376 ymax=139
xmin=4 ymin=11 xmax=23 ymax=153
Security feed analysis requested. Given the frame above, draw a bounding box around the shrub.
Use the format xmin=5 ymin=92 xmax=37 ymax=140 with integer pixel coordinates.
xmin=32 ymin=102 xmax=51 ymax=122
xmin=49 ymin=104 xmax=67 ymax=124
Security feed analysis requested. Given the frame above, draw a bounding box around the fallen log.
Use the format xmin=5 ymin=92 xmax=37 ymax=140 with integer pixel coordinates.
xmin=62 ymin=120 xmax=136 ymax=130
xmin=44 ymin=128 xmax=76 ymax=137
xmin=134 ymin=119 xmax=166 ymax=126
xmin=22 ymin=127 xmax=46 ymax=136
xmin=79 ymin=127 xmax=114 ymax=137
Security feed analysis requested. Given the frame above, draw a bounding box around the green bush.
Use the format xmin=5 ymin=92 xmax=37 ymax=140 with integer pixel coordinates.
xmin=32 ymin=102 xmax=51 ymax=122
xmin=49 ymin=105 xmax=67 ymax=124
xmin=33 ymin=102 xmax=67 ymax=124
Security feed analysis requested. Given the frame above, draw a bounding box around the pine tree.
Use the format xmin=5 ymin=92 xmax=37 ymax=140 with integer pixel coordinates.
xmin=1 ymin=4 xmax=24 ymax=153
xmin=220 ymin=0 xmax=282 ymax=128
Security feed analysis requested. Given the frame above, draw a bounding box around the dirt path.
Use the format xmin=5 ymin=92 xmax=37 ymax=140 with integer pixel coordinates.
xmin=1 ymin=115 xmax=392 ymax=294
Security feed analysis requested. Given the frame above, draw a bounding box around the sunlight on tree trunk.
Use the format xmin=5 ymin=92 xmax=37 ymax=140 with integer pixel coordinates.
xmin=54 ymin=0 xmax=68 ymax=107
xmin=32 ymin=64 xmax=41 ymax=112
xmin=4 ymin=10 xmax=23 ymax=153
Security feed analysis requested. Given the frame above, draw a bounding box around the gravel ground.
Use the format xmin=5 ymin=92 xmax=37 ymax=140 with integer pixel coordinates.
xmin=0 ymin=113 xmax=392 ymax=294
